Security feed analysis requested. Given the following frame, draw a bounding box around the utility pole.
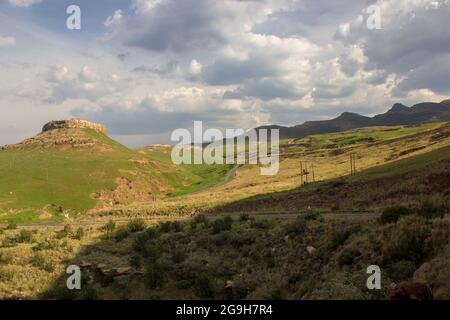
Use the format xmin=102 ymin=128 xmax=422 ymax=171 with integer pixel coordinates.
xmin=311 ymin=163 xmax=315 ymax=182
xmin=350 ymin=153 xmax=353 ymax=176
xmin=300 ymin=161 xmax=304 ymax=185
xmin=350 ymin=153 xmax=357 ymax=176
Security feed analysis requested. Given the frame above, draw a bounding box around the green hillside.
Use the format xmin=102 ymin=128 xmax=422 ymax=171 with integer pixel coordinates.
xmin=0 ymin=128 xmax=231 ymax=224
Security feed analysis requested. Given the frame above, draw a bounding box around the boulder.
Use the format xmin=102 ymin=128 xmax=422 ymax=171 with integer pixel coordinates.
xmin=306 ymin=246 xmax=316 ymax=255
xmin=389 ymin=281 xmax=433 ymax=300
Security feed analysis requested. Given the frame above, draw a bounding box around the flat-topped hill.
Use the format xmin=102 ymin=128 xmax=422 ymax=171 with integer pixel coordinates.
xmin=42 ymin=119 xmax=107 ymax=134
xmin=2 ymin=119 xmax=112 ymax=151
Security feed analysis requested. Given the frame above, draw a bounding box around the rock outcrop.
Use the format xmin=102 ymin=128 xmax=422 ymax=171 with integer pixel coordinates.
xmin=42 ymin=119 xmax=106 ymax=134
xmin=2 ymin=119 xmax=110 ymax=151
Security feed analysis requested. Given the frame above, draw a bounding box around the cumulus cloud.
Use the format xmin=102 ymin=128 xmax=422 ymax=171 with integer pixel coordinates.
xmin=335 ymin=0 xmax=450 ymax=94
xmin=2 ymin=0 xmax=450 ymax=146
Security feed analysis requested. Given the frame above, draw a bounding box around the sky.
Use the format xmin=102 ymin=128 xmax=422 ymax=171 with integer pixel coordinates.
xmin=0 ymin=0 xmax=449 ymax=147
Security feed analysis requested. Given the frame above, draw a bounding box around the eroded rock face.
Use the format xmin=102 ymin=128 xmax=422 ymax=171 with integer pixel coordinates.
xmin=42 ymin=119 xmax=106 ymax=134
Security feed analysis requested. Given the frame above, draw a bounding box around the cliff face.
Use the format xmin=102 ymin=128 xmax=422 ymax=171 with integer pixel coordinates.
xmin=42 ymin=119 xmax=107 ymax=134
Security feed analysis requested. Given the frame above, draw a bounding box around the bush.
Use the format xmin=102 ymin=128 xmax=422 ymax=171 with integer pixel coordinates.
xmin=127 ymin=219 xmax=146 ymax=233
xmin=114 ymin=226 xmax=130 ymax=242
xmin=142 ymin=243 xmax=162 ymax=262
xmin=30 ymin=253 xmax=54 ymax=272
xmin=211 ymin=216 xmax=233 ymax=234
xmin=304 ymin=209 xmax=321 ymax=221
xmin=380 ymin=205 xmax=411 ymax=224
xmin=337 ymin=248 xmax=361 ymax=266
xmin=416 ymin=197 xmax=448 ymax=219
xmin=159 ymin=221 xmax=183 ymax=233
xmin=172 ymin=249 xmax=187 ymax=264
xmin=133 ymin=227 xmax=160 ymax=251
xmin=56 ymin=225 xmax=73 ymax=239
xmin=101 ymin=220 xmax=116 ymax=238
xmin=144 ymin=264 xmax=165 ymax=288
xmin=329 ymin=224 xmax=361 ymax=250
xmin=387 ymin=260 xmax=416 ymax=282
xmin=239 ymin=213 xmax=250 ymax=221
xmin=285 ymin=217 xmax=307 ymax=236
xmin=74 ymin=227 xmax=85 ymax=240
xmin=15 ymin=230 xmax=34 ymax=243
xmin=382 ymin=221 xmax=431 ymax=266
xmin=5 ymin=222 xmax=17 ymax=230
xmin=171 ymin=221 xmax=183 ymax=232
xmin=129 ymin=254 xmax=142 ymax=268
xmin=250 ymin=219 xmax=271 ymax=230
xmin=193 ymin=274 xmax=216 ymax=298
xmin=190 ymin=214 xmax=209 ymax=229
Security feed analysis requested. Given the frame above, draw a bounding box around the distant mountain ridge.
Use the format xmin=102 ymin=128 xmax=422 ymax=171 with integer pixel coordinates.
xmin=258 ymin=99 xmax=450 ymax=139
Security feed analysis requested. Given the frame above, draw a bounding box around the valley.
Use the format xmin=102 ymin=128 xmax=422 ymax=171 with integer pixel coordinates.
xmin=0 ymin=102 xmax=450 ymax=300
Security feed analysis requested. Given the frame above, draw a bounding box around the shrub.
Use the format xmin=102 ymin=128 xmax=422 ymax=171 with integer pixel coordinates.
xmin=5 ymin=222 xmax=17 ymax=230
xmin=15 ymin=230 xmax=34 ymax=243
xmin=56 ymin=225 xmax=73 ymax=239
xmin=387 ymin=260 xmax=416 ymax=282
xmin=416 ymin=197 xmax=448 ymax=219
xmin=101 ymin=220 xmax=116 ymax=238
xmin=285 ymin=217 xmax=307 ymax=236
xmin=1 ymin=237 xmax=17 ymax=248
xmin=380 ymin=205 xmax=411 ymax=224
xmin=30 ymin=253 xmax=54 ymax=272
xmin=127 ymin=219 xmax=146 ymax=233
xmin=158 ymin=221 xmax=172 ymax=233
xmin=171 ymin=221 xmax=183 ymax=232
xmin=304 ymin=209 xmax=321 ymax=221
xmin=78 ymin=284 xmax=100 ymax=300
xmin=191 ymin=214 xmax=208 ymax=227
xmin=142 ymin=243 xmax=162 ymax=262
xmin=133 ymin=228 xmax=160 ymax=251
xmin=193 ymin=274 xmax=216 ymax=298
xmin=211 ymin=216 xmax=233 ymax=234
xmin=0 ymin=252 xmax=13 ymax=264
xmin=172 ymin=249 xmax=187 ymax=264
xmin=337 ymin=247 xmax=361 ymax=266
xmin=158 ymin=221 xmax=183 ymax=233
xmin=250 ymin=219 xmax=271 ymax=230
xmin=144 ymin=264 xmax=165 ymax=288
xmin=114 ymin=226 xmax=130 ymax=242
xmin=329 ymin=225 xmax=361 ymax=249
xmin=382 ymin=222 xmax=431 ymax=266
xmin=129 ymin=254 xmax=142 ymax=269
xmin=239 ymin=213 xmax=250 ymax=221
xmin=331 ymin=204 xmax=340 ymax=212
xmin=74 ymin=227 xmax=85 ymax=240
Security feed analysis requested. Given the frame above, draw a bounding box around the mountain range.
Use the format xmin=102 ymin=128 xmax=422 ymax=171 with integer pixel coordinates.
xmin=257 ymin=99 xmax=450 ymax=139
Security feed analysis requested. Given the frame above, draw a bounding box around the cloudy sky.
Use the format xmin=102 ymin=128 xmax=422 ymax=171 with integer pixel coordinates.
xmin=1 ymin=0 xmax=449 ymax=147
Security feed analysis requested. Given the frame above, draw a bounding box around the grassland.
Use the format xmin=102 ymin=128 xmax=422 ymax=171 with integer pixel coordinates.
xmin=0 ymin=122 xmax=450 ymax=300
xmin=0 ymin=128 xmax=232 ymax=224
xmin=105 ymin=121 xmax=450 ymax=219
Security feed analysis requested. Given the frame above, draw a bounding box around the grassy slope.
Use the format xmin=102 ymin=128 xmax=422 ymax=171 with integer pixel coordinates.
xmin=213 ymin=143 xmax=450 ymax=214
xmin=0 ymin=129 xmax=231 ymax=223
xmin=141 ymin=121 xmax=450 ymax=215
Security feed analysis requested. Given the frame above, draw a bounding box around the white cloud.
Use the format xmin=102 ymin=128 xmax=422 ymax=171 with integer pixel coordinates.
xmin=188 ymin=59 xmax=203 ymax=76
xmin=7 ymin=0 xmax=41 ymax=8
xmin=0 ymin=36 xmax=16 ymax=47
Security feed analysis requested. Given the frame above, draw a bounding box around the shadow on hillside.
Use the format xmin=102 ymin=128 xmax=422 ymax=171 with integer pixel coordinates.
xmin=207 ymin=147 xmax=450 ymax=214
